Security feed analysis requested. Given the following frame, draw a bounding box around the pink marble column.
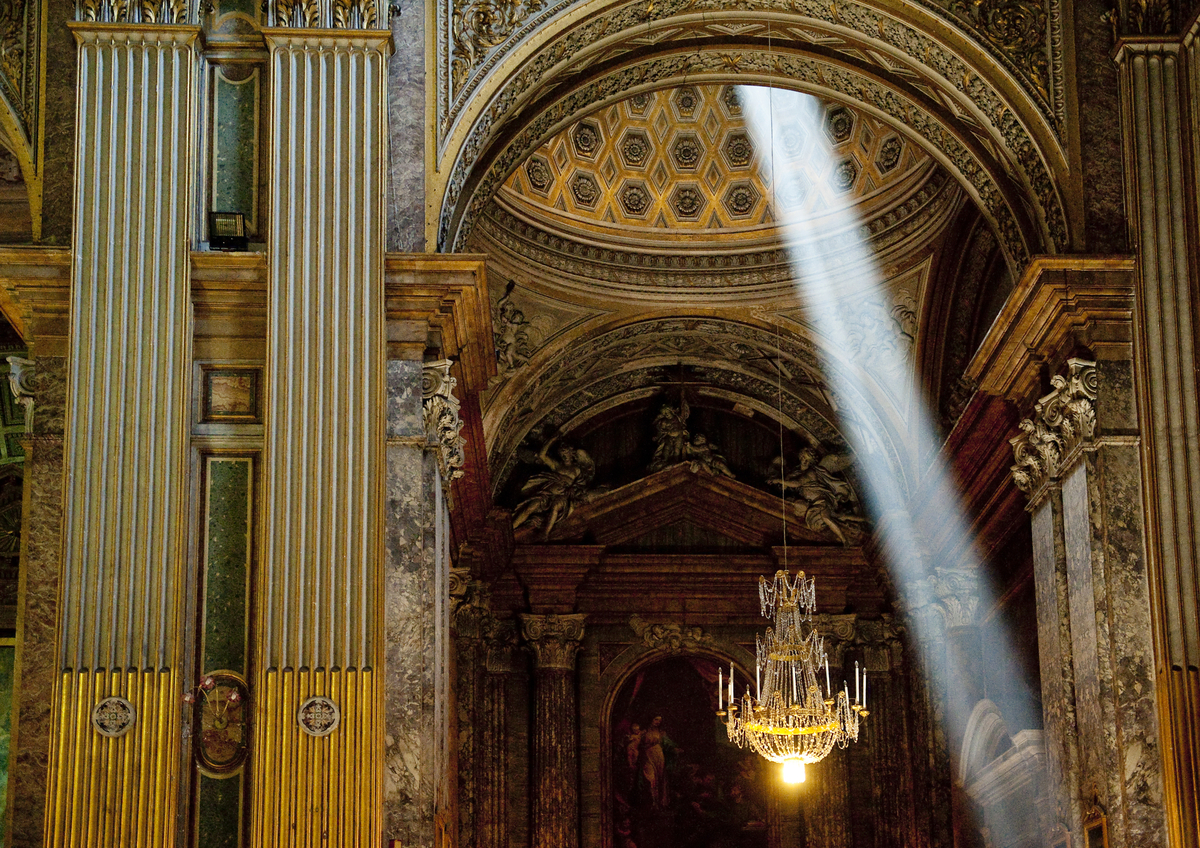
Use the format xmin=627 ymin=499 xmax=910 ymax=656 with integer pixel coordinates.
xmin=520 ymin=614 xmax=585 ymax=848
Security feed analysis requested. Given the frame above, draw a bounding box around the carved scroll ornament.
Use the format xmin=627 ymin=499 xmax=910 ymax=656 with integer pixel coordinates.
xmin=520 ymin=613 xmax=585 ymax=670
xmin=423 ymin=359 xmax=467 ymax=482
xmin=1009 ymin=358 xmax=1097 ymax=496
xmin=629 ymin=615 xmax=706 ymax=653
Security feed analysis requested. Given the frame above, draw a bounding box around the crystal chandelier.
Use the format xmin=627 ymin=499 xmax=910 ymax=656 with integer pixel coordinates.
xmin=719 ymin=569 xmax=868 ymax=783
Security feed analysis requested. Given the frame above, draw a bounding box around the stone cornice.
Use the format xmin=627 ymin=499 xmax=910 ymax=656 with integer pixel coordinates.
xmin=0 ymin=248 xmax=71 ymax=352
xmin=384 ymin=254 xmax=495 ymax=395
xmin=964 ymin=255 xmax=1134 ymax=406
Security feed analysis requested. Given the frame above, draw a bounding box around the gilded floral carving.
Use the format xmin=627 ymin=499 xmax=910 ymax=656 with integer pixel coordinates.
xmin=268 ymin=0 xmax=384 ymax=27
xmin=1009 ymin=358 xmax=1097 ymax=497
xmin=423 ymin=359 xmax=467 ymax=482
xmin=76 ymin=0 xmax=193 ymax=23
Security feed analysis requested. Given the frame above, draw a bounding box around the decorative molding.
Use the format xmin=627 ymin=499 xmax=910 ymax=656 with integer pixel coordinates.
xmin=267 ymin=0 xmax=390 ymax=28
xmin=75 ymin=0 xmax=196 ymax=23
xmin=436 ymin=0 xmax=1063 ymax=163
xmin=443 ymin=48 xmax=1056 ymax=269
xmin=297 ymin=696 xmax=341 ymax=736
xmin=423 ymin=359 xmax=467 ymax=481
xmin=628 ymin=615 xmax=706 ymax=653
xmin=6 ymin=356 xmax=34 ymax=434
xmin=91 ymin=696 xmax=137 ymax=737
xmin=475 ymin=167 xmax=960 ymax=293
xmin=1009 ymin=358 xmax=1097 ymax=498
xmin=519 ymin=613 xmax=586 ymax=670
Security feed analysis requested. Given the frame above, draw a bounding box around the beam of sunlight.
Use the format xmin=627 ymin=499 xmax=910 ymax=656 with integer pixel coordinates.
xmin=740 ymin=84 xmax=1040 ymax=844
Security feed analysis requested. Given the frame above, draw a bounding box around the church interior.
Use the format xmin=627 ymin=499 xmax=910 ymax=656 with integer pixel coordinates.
xmin=0 ymin=0 xmax=1196 ymax=845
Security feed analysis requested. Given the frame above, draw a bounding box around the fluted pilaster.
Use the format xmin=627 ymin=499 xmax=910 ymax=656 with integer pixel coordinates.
xmin=479 ymin=620 xmax=517 ymax=848
xmin=252 ymin=25 xmax=391 ymax=846
xmin=46 ymin=24 xmax=198 ymax=846
xmin=1117 ymin=36 xmax=1200 ymax=848
xmin=521 ymin=613 xmax=586 ymax=848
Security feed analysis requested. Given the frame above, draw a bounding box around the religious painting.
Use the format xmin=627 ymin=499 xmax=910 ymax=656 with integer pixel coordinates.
xmin=610 ymin=656 xmax=769 ymax=848
xmin=203 ymin=367 xmax=260 ymax=422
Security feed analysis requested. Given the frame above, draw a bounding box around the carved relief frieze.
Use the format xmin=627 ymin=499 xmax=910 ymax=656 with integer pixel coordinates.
xmin=628 ymin=615 xmax=707 ymax=653
xmin=1009 ymin=358 xmax=1097 ymax=499
xmin=486 ymin=317 xmax=906 ymax=494
xmin=1 ymin=0 xmax=41 ymax=164
xmin=423 ymin=359 xmax=467 ymax=482
xmin=437 ymin=0 xmax=1064 ymax=163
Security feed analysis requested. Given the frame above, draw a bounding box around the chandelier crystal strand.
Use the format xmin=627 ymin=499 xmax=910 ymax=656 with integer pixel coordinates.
xmin=720 ymin=570 xmax=868 ymax=783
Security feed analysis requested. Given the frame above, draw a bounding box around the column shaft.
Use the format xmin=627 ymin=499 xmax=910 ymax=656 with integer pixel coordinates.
xmin=46 ymin=24 xmax=197 ymax=846
xmin=382 ymin=358 xmax=453 ymax=847
xmin=521 ymin=613 xmax=585 ymax=848
xmin=252 ymin=27 xmax=390 ymax=845
xmin=1118 ymin=39 xmax=1200 ymax=847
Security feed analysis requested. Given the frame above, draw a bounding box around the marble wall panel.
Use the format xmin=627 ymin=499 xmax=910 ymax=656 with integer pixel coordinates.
xmin=384 ymin=359 xmax=447 ymax=848
xmin=388 ymin=0 xmax=426 ymax=251
xmin=1030 ymin=494 xmax=1081 ymax=834
xmin=8 ymin=354 xmax=66 ymax=848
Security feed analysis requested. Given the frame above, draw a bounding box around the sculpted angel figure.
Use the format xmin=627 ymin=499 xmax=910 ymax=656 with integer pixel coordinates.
xmin=685 ymin=433 xmax=735 ymax=479
xmin=649 ymin=398 xmax=691 ymax=472
xmin=512 ymin=436 xmax=601 ymax=540
xmin=770 ymin=446 xmax=865 ymax=545
xmin=494 ymin=281 xmax=532 ymax=374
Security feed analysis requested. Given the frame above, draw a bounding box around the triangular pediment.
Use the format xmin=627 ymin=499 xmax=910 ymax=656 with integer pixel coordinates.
xmin=544 ymin=463 xmax=833 ymax=546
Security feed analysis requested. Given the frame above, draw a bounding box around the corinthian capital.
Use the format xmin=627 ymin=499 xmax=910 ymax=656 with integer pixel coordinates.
xmin=422 ymin=360 xmax=466 ymax=482
xmin=519 ymin=614 xmax=586 ymax=671
xmin=1010 ymin=358 xmax=1097 ymax=497
xmin=928 ymin=567 xmax=982 ymax=629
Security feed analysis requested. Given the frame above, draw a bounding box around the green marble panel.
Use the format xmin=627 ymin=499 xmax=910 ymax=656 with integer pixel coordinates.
xmin=203 ymin=458 xmax=252 ymax=676
xmin=211 ymin=69 xmax=260 ymax=235
xmin=0 ymin=641 xmax=14 ymax=848
xmin=196 ymin=773 xmax=242 ymax=848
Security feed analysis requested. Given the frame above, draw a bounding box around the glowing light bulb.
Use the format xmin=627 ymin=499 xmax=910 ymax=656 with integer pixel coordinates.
xmin=781 ymin=759 xmax=806 ymax=784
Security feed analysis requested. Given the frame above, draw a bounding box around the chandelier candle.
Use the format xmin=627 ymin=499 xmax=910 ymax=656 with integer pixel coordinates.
xmin=720 ymin=569 xmax=868 ymax=784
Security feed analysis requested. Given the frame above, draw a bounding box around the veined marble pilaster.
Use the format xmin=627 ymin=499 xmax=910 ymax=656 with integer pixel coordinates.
xmin=521 ymin=613 xmax=585 ymax=848
xmin=1011 ymin=357 xmax=1165 ymax=847
xmin=382 ymin=358 xmax=452 ymax=848
xmin=253 ymin=25 xmax=391 ymax=846
xmin=479 ymin=619 xmax=517 ymax=848
xmin=46 ymin=22 xmax=198 ymax=846
xmin=8 ymin=356 xmax=65 ymax=848
xmin=1116 ymin=37 xmax=1200 ymax=848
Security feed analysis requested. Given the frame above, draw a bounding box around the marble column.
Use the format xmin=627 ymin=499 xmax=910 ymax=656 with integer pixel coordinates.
xmin=929 ymin=569 xmax=983 ymax=736
xmin=1116 ymin=37 xmax=1200 ymax=848
xmin=46 ymin=14 xmax=198 ymax=845
xmin=7 ymin=355 xmax=65 ymax=848
xmin=1028 ymin=488 xmax=1084 ymax=836
xmin=520 ymin=613 xmax=586 ymax=848
xmin=382 ymin=358 xmax=463 ymax=847
xmin=252 ymin=11 xmax=391 ymax=844
xmin=1010 ymin=358 xmax=1165 ymax=847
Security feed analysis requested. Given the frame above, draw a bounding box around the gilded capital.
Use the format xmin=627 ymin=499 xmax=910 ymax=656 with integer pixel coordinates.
xmin=423 ymin=359 xmax=466 ymax=482
xmin=519 ymin=613 xmax=586 ymax=670
xmin=1009 ymin=358 xmax=1097 ymax=498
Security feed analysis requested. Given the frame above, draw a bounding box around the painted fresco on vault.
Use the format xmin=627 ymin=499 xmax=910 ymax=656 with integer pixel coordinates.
xmin=611 ymin=656 xmax=768 ymax=848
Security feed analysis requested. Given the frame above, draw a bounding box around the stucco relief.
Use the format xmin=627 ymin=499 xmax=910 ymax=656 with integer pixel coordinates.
xmin=486 ymin=318 xmax=906 ymax=495
xmin=437 ymin=0 xmax=1063 ymax=155
xmin=436 ymin=0 xmax=1069 ymax=263
xmin=443 ymin=48 xmax=1057 ymax=269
